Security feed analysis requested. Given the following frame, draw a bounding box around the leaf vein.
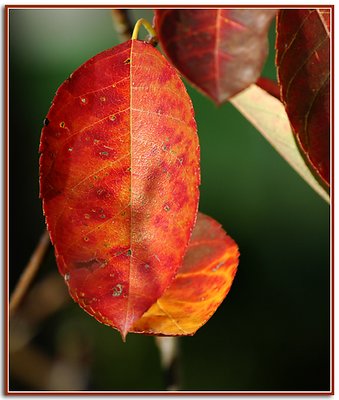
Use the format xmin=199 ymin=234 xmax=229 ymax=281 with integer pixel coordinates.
xmin=156 ymin=300 xmax=189 ymax=335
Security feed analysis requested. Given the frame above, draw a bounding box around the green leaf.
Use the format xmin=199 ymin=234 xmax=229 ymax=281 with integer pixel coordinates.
xmin=230 ymin=84 xmax=329 ymax=203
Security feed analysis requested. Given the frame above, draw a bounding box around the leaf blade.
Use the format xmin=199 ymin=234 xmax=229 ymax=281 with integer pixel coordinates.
xmin=276 ymin=9 xmax=330 ymax=186
xmin=132 ymin=213 xmax=239 ymax=336
xmin=39 ymin=40 xmax=200 ymax=338
xmin=155 ymin=9 xmax=276 ymax=104
xmin=230 ymin=84 xmax=329 ymax=202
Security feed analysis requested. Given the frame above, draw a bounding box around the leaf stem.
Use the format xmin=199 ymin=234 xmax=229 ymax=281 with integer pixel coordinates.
xmin=132 ymin=18 xmax=158 ymax=45
xmin=9 ymin=230 xmax=50 ymax=316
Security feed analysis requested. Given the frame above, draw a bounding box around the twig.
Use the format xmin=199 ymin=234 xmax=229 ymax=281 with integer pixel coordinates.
xmin=9 ymin=230 xmax=50 ymax=316
xmin=256 ymin=76 xmax=281 ymax=100
xmin=111 ymin=9 xmax=134 ymax=41
xmin=155 ymin=336 xmax=180 ymax=391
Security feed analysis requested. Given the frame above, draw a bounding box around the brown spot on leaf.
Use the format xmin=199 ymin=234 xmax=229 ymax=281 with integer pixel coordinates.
xmin=112 ymin=284 xmax=123 ymax=297
xmin=212 ymin=261 xmax=225 ymax=272
xmin=73 ymin=258 xmax=107 ymax=272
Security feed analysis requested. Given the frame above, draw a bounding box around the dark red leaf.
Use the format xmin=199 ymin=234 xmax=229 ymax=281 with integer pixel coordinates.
xmin=256 ymin=77 xmax=281 ymax=100
xmin=155 ymin=9 xmax=276 ymax=104
xmin=276 ymin=9 xmax=330 ymax=186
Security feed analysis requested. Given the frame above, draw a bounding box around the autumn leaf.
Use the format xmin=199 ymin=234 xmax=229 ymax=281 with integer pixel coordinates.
xmin=231 ymin=84 xmax=329 ymax=203
xmin=39 ymin=38 xmax=200 ymax=339
xmin=132 ymin=213 xmax=239 ymax=336
xmin=276 ymin=9 xmax=330 ymax=186
xmin=155 ymin=9 xmax=276 ymax=104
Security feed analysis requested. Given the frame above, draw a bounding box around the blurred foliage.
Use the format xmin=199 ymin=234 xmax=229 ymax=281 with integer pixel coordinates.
xmin=9 ymin=9 xmax=330 ymax=391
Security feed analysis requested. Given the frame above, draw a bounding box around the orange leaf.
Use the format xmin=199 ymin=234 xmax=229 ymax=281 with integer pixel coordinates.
xmin=132 ymin=213 xmax=239 ymax=336
xmin=39 ymin=39 xmax=200 ymax=339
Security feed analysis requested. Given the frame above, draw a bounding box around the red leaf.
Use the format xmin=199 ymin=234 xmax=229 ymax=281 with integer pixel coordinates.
xmin=39 ymin=39 xmax=200 ymax=339
xmin=256 ymin=76 xmax=281 ymax=100
xmin=155 ymin=9 xmax=276 ymax=104
xmin=132 ymin=213 xmax=239 ymax=336
xmin=276 ymin=9 xmax=330 ymax=186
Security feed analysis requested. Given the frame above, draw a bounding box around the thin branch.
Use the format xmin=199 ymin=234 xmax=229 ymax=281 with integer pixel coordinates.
xmin=111 ymin=9 xmax=134 ymax=41
xmin=10 ymin=273 xmax=69 ymax=355
xmin=9 ymin=230 xmax=50 ymax=316
xmin=155 ymin=336 xmax=180 ymax=390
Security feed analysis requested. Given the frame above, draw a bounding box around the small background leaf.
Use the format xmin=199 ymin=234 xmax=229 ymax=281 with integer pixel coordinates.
xmin=155 ymin=9 xmax=276 ymax=104
xmin=230 ymin=84 xmax=329 ymax=202
xmin=132 ymin=213 xmax=239 ymax=336
xmin=276 ymin=9 xmax=330 ymax=186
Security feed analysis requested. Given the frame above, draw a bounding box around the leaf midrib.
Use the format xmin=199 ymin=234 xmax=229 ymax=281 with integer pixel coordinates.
xmin=124 ymin=39 xmax=134 ymax=337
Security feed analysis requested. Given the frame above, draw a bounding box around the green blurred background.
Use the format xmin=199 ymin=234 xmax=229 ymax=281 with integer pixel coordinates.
xmin=9 ymin=9 xmax=330 ymax=391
